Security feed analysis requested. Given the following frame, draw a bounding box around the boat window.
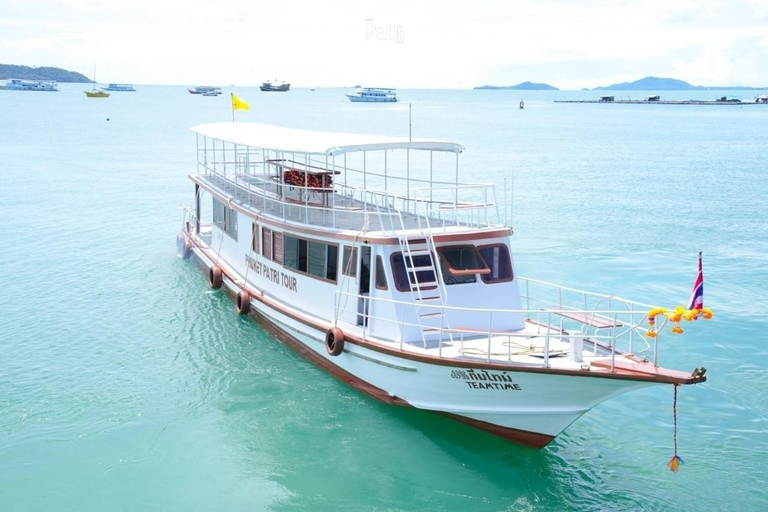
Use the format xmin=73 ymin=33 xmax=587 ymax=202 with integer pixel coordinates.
xmin=213 ymin=197 xmax=237 ymax=240
xmin=375 ymin=256 xmax=388 ymax=290
xmin=478 ymin=244 xmax=513 ymax=284
xmin=391 ymin=253 xmax=437 ymax=292
xmin=251 ymin=223 xmax=259 ymax=253
xmin=262 ymin=227 xmax=273 ymax=260
xmin=309 ymin=241 xmax=326 ymax=278
xmin=342 ymin=246 xmax=357 ymax=277
xmin=213 ymin=198 xmax=225 ymax=228
xmin=283 ymin=235 xmax=297 ymax=268
xmin=283 ymin=235 xmax=338 ymax=282
xmin=327 ymin=245 xmax=338 ymax=281
xmin=273 ymin=232 xmax=284 ymax=264
xmin=437 ymin=246 xmax=489 ymax=276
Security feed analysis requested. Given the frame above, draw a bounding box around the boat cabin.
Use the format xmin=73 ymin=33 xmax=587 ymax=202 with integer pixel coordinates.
xmin=186 ymin=123 xmax=523 ymax=346
xmin=598 ymin=95 xmax=614 ymax=102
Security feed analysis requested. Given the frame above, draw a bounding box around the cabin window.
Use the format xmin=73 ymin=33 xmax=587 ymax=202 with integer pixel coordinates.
xmin=391 ymin=253 xmax=437 ymax=292
xmin=437 ymin=246 xmax=489 ymax=285
xmin=273 ymin=232 xmax=284 ymax=264
xmin=342 ymin=247 xmax=358 ymax=277
xmin=251 ymin=223 xmax=259 ymax=253
xmin=375 ymin=256 xmax=388 ymax=290
xmin=478 ymin=244 xmax=513 ymax=284
xmin=213 ymin=198 xmax=226 ymax=228
xmin=262 ymin=227 xmax=272 ymax=260
xmin=213 ymin=197 xmax=237 ymax=240
xmin=309 ymin=241 xmax=326 ymax=278
xmin=326 ymin=245 xmax=338 ymax=281
xmin=283 ymin=235 xmax=338 ymax=282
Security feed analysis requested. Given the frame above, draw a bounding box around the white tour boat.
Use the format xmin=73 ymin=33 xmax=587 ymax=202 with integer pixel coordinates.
xmin=103 ymin=83 xmax=136 ymax=92
xmin=177 ymin=122 xmax=708 ymax=448
xmin=346 ymin=87 xmax=398 ymax=102
xmin=1 ymin=79 xmax=58 ymax=91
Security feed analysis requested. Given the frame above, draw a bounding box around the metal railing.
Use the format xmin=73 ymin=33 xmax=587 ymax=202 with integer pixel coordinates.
xmin=198 ymin=166 xmax=501 ymax=232
xmin=334 ymin=281 xmax=668 ymax=370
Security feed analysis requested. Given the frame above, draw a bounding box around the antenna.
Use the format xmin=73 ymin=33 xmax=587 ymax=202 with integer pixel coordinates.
xmin=409 ymin=103 xmax=412 ymax=142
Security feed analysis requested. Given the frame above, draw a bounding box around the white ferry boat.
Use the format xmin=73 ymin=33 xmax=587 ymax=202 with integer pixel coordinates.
xmin=188 ymin=86 xmax=222 ymax=95
xmin=1 ymin=79 xmax=58 ymax=91
xmin=347 ymin=87 xmax=397 ymax=102
xmin=103 ymin=83 xmax=135 ymax=92
xmin=177 ymin=122 xmax=708 ymax=447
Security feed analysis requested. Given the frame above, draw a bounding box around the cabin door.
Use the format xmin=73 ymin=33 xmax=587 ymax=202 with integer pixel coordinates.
xmin=358 ymin=246 xmax=372 ymax=326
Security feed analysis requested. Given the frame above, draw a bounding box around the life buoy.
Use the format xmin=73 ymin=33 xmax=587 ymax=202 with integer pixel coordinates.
xmin=208 ymin=265 xmax=223 ymax=289
xmin=325 ymin=327 xmax=345 ymax=356
xmin=236 ymin=291 xmax=251 ymax=315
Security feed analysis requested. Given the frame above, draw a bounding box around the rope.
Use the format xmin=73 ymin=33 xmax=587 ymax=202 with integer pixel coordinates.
xmin=673 ymin=383 xmax=678 ymax=455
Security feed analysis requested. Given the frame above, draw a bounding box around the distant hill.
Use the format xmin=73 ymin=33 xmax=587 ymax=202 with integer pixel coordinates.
xmin=594 ymin=76 xmax=767 ymax=91
xmin=475 ymin=81 xmax=559 ymax=90
xmin=0 ymin=64 xmax=91 ymax=83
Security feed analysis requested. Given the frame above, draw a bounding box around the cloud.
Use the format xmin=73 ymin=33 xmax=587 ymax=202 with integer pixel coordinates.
xmin=0 ymin=0 xmax=767 ymax=87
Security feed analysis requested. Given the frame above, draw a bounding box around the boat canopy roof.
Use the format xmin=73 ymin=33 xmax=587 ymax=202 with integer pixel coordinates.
xmin=190 ymin=122 xmax=464 ymax=156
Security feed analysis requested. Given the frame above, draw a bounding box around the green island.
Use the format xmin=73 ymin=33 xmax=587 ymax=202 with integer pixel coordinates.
xmin=0 ymin=64 xmax=91 ymax=82
xmin=474 ymin=81 xmax=559 ymax=90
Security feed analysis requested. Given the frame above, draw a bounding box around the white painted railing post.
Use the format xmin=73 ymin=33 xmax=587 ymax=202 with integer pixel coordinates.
xmin=544 ymin=312 xmax=551 ymax=368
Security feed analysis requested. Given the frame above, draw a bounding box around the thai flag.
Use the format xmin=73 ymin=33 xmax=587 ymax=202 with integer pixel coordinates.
xmin=688 ymin=252 xmax=704 ymax=311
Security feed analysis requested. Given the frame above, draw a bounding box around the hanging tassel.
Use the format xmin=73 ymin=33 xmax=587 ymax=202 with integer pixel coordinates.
xmin=668 ymin=384 xmax=685 ymax=472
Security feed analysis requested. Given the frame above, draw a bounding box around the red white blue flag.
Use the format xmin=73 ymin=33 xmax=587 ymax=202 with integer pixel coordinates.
xmin=688 ymin=251 xmax=704 ymax=311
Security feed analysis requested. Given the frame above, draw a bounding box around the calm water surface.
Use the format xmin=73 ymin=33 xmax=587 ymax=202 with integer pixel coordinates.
xmin=1 ymin=85 xmax=767 ymax=511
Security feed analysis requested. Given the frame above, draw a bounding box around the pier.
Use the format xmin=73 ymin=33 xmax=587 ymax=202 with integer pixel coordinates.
xmin=555 ymin=99 xmax=765 ymax=105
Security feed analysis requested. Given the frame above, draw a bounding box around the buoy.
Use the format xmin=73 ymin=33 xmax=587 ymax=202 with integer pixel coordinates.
xmin=208 ymin=266 xmax=223 ymax=289
xmin=236 ymin=291 xmax=251 ymax=315
xmin=519 ymin=100 xmax=524 ymax=109
xmin=325 ymin=327 xmax=345 ymax=356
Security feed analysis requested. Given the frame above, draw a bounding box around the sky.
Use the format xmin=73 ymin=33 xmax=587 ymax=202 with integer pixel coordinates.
xmin=1 ymin=0 xmax=767 ymax=89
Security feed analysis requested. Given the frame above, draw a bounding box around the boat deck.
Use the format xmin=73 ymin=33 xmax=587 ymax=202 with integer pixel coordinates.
xmin=197 ymin=173 xmax=482 ymax=234
xmin=358 ymin=321 xmax=630 ymax=371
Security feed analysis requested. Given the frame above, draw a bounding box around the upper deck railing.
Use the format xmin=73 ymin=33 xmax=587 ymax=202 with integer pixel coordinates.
xmin=195 ymin=134 xmax=503 ymax=233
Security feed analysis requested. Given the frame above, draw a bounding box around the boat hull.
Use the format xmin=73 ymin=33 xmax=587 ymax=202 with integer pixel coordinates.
xmin=183 ymin=236 xmax=657 ymax=448
xmin=347 ymin=95 xmax=397 ymax=103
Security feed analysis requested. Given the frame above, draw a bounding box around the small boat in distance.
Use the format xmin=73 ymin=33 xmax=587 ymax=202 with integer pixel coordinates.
xmin=1 ymin=79 xmax=58 ymax=91
xmin=346 ymin=87 xmax=397 ymax=102
xmin=84 ymin=65 xmax=109 ymax=98
xmin=103 ymin=83 xmax=135 ymax=92
xmin=188 ymin=86 xmax=222 ymax=95
xmin=260 ymin=81 xmax=290 ymax=92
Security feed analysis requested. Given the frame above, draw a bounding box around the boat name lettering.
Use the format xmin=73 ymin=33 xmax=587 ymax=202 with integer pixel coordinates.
xmin=450 ymin=369 xmax=521 ymax=391
xmin=245 ymin=255 xmax=298 ymax=292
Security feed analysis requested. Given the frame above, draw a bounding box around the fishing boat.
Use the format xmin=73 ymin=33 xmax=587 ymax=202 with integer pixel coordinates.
xmin=84 ymin=65 xmax=109 ymax=98
xmin=189 ymin=86 xmax=222 ymax=95
xmin=177 ymin=122 xmax=708 ymax=448
xmin=103 ymin=83 xmax=135 ymax=92
xmin=260 ymin=81 xmax=290 ymax=92
xmin=346 ymin=87 xmax=397 ymax=102
xmin=1 ymin=79 xmax=58 ymax=91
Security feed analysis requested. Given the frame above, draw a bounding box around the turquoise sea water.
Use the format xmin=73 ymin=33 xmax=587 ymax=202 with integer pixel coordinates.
xmin=2 ymin=84 xmax=767 ymax=511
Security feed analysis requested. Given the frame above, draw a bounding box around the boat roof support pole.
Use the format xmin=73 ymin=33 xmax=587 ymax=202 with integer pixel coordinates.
xmin=281 ymin=151 xmax=286 ymax=221
xmin=406 ymin=149 xmax=410 ymax=213
xmin=304 ymin=152 xmax=309 ymax=224
xmin=429 ymin=151 xmax=433 ymax=203
xmin=454 ymin=153 xmax=459 ymax=221
xmin=384 ymin=151 xmax=388 ymax=193
xmin=363 ymin=151 xmax=367 ymax=212
xmin=196 ymin=133 xmax=200 ymax=174
xmin=344 ymin=154 xmax=347 ymax=189
xmin=332 ymin=155 xmax=337 ymax=229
